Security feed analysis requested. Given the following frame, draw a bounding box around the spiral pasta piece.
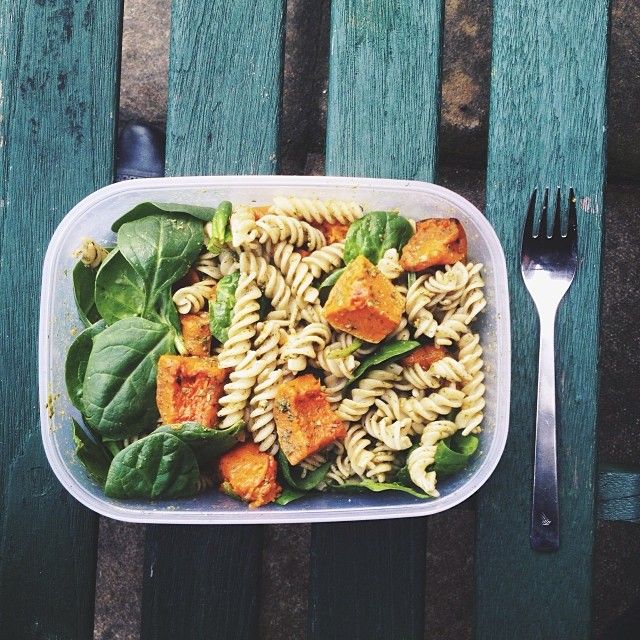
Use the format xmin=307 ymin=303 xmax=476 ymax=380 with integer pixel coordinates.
xmin=363 ymin=411 xmax=412 ymax=451
xmin=172 ymin=279 xmax=216 ymax=314
xmin=255 ymin=214 xmax=326 ymax=251
xmin=239 ymin=251 xmax=294 ymax=313
xmin=407 ymin=419 xmax=459 ymax=496
xmin=377 ymin=248 xmax=404 ymax=280
xmin=434 ymin=309 xmax=470 ymax=346
xmin=403 ymin=386 xmax=466 ymax=430
xmin=373 ymin=390 xmax=408 ymax=423
xmin=406 ymin=276 xmax=438 ymax=338
xmin=217 ymin=272 xmax=261 ymax=369
xmin=192 ymin=252 xmax=223 ymax=280
xmin=423 ymin=261 xmax=469 ymax=309
xmin=301 ymin=242 xmax=345 ymax=279
xmin=337 ymin=364 xmax=402 ymax=422
xmin=344 ymin=424 xmax=375 ymax=476
xmin=366 ymin=442 xmax=401 ymax=482
xmin=323 ymin=374 xmax=349 ymax=408
xmin=272 ymin=241 xmax=318 ymax=303
xmin=314 ymin=333 xmax=360 ymax=378
xmin=325 ymin=447 xmax=355 ymax=485
xmin=217 ymin=350 xmax=266 ymax=429
xmin=282 ymin=322 xmax=332 ymax=372
xmin=455 ymin=333 xmax=485 ymax=435
xmin=74 ymin=238 xmax=109 ymax=268
xmin=457 ymin=264 xmax=487 ymax=324
xmin=270 ymin=196 xmax=363 ymax=225
xmin=402 ymin=356 xmax=471 ymax=392
xmin=230 ymin=205 xmax=258 ymax=248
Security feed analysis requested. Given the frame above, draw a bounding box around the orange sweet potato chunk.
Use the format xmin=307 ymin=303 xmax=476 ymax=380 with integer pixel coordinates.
xmin=179 ymin=312 xmax=212 ymax=357
xmin=250 ymin=205 xmax=271 ymax=219
xmin=156 ymin=355 xmax=229 ymax=428
xmin=274 ymin=374 xmax=346 ymax=466
xmin=323 ymin=255 xmax=404 ymax=343
xmin=314 ymin=221 xmax=350 ymax=244
xmin=400 ymin=218 xmax=467 ymax=272
xmin=218 ymin=442 xmax=281 ymax=508
xmin=401 ymin=343 xmax=449 ymax=368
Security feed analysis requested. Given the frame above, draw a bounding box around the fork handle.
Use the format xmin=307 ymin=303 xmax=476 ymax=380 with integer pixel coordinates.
xmin=530 ymin=307 xmax=560 ymax=552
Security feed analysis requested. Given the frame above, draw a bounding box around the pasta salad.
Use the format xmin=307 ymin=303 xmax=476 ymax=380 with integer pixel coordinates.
xmin=66 ymin=196 xmax=486 ymax=508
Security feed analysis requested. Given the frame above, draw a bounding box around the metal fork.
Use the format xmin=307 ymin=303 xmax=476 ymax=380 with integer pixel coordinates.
xmin=521 ymin=187 xmax=578 ymax=552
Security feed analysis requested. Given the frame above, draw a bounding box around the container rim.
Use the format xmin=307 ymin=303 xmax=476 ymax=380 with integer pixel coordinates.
xmin=39 ymin=175 xmax=510 ymax=524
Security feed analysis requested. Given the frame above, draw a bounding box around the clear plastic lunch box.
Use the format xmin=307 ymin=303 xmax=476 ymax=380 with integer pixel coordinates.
xmin=39 ymin=176 xmax=510 ymax=524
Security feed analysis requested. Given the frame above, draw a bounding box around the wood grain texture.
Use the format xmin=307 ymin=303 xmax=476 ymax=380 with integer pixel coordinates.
xmin=598 ymin=465 xmax=640 ymax=523
xmin=141 ymin=2 xmax=285 ymax=639
xmin=325 ymin=0 xmax=443 ymax=180
xmin=310 ymin=2 xmax=443 ymax=638
xmin=476 ymin=2 xmax=609 ymax=638
xmin=0 ymin=1 xmax=122 ymax=638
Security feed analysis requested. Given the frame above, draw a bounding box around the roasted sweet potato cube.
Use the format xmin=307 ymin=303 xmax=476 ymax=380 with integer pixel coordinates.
xmin=218 ymin=442 xmax=281 ymax=508
xmin=401 ymin=343 xmax=449 ymax=369
xmin=156 ymin=355 xmax=228 ymax=428
xmin=323 ymin=255 xmax=404 ymax=343
xmin=179 ymin=312 xmax=212 ymax=357
xmin=250 ymin=205 xmax=271 ymax=219
xmin=400 ymin=218 xmax=467 ymax=272
xmin=313 ymin=221 xmax=350 ymax=244
xmin=274 ymin=374 xmax=346 ymax=466
xmin=174 ymin=267 xmax=201 ymax=290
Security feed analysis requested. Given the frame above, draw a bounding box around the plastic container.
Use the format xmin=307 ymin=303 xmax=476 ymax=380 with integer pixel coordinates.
xmin=39 ymin=176 xmax=510 ymax=524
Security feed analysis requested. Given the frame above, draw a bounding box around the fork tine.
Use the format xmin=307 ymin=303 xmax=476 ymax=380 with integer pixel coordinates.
xmin=566 ymin=187 xmax=577 ymax=240
xmin=552 ymin=187 xmax=562 ymax=238
xmin=537 ymin=187 xmax=549 ymax=238
xmin=524 ymin=188 xmax=537 ymax=239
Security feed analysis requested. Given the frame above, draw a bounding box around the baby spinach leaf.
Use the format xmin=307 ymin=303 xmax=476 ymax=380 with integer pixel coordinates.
xmin=118 ymin=214 xmax=204 ymax=314
xmin=332 ymin=479 xmax=429 ymax=499
xmin=153 ymin=421 xmax=244 ymax=468
xmin=209 ymin=271 xmax=240 ymax=343
xmin=104 ymin=432 xmax=200 ymax=499
xmin=275 ymin=487 xmax=308 ymax=505
xmin=433 ymin=433 xmax=479 ymax=475
xmin=343 ymin=211 xmax=413 ymax=265
xmin=65 ymin=320 xmax=107 ymax=412
xmin=318 ymin=267 xmax=346 ymax=304
xmin=347 ymin=340 xmax=420 ymax=388
xmin=111 ymin=201 xmax=217 ymax=231
xmin=72 ymin=418 xmax=113 ymax=486
xmin=277 ymin=451 xmax=331 ymax=491
xmin=73 ymin=261 xmax=102 ymax=326
xmin=206 ymin=201 xmax=233 ymax=256
xmin=94 ymin=249 xmax=146 ymax=325
xmin=82 ymin=317 xmax=176 ymax=440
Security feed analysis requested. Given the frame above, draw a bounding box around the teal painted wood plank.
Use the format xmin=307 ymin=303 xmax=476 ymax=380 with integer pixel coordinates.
xmin=0 ymin=1 xmax=122 ymax=638
xmin=325 ymin=0 xmax=443 ymax=180
xmin=598 ymin=465 xmax=640 ymax=523
xmin=141 ymin=2 xmax=285 ymax=639
xmin=475 ymin=2 xmax=609 ymax=639
xmin=310 ymin=2 xmax=443 ymax=638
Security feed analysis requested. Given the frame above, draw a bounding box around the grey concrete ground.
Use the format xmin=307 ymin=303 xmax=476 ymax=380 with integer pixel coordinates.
xmin=95 ymin=1 xmax=640 ymax=638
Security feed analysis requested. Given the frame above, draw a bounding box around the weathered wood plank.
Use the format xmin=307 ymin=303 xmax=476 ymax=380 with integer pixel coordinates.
xmin=475 ymin=2 xmax=609 ymax=638
xmin=140 ymin=2 xmax=285 ymax=639
xmin=310 ymin=2 xmax=443 ymax=638
xmin=598 ymin=465 xmax=640 ymax=523
xmin=0 ymin=1 xmax=122 ymax=638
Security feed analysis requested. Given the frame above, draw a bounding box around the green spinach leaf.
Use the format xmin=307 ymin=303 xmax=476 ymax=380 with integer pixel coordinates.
xmin=318 ymin=267 xmax=346 ymax=304
xmin=209 ymin=271 xmax=240 ymax=343
xmin=347 ymin=340 xmax=420 ymax=388
xmin=206 ymin=201 xmax=233 ymax=256
xmin=433 ymin=433 xmax=479 ymax=475
xmin=118 ymin=214 xmax=203 ymax=315
xmin=65 ymin=320 xmax=107 ymax=412
xmin=82 ymin=317 xmax=176 ymax=440
xmin=73 ymin=261 xmax=102 ymax=326
xmin=111 ymin=201 xmax=217 ymax=231
xmin=275 ymin=487 xmax=308 ymax=505
xmin=94 ymin=249 xmax=146 ymax=325
xmin=72 ymin=418 xmax=113 ymax=486
xmin=331 ymin=479 xmax=429 ymax=499
xmin=153 ymin=421 xmax=244 ymax=468
xmin=104 ymin=432 xmax=200 ymax=499
xmin=343 ymin=211 xmax=413 ymax=265
xmin=277 ymin=451 xmax=331 ymax=491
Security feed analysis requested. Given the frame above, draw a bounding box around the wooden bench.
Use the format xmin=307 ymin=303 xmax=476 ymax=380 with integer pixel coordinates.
xmin=1 ymin=1 xmax=636 ymax=638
